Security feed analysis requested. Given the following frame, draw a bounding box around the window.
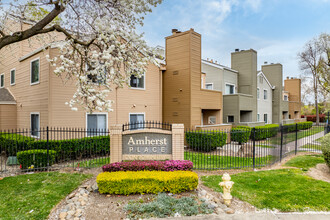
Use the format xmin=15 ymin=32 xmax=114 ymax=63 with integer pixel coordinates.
xmin=87 ymin=113 xmax=107 ymax=136
xmin=259 ymin=76 xmax=263 ymax=84
xmin=208 ymin=116 xmax=216 ymax=124
xmin=284 ymin=95 xmax=288 ymax=101
xmin=10 ymin=69 xmax=15 ymax=85
xmin=0 ymin=74 xmax=4 ymax=88
xmin=201 ymin=75 xmax=204 ymax=89
xmin=257 ymin=88 xmax=260 ymax=99
xmin=129 ymin=113 xmax=145 ymax=130
xmin=227 ymin=115 xmax=234 ymax=123
xmin=130 ymin=74 xmax=145 ymax=89
xmin=86 ymin=63 xmax=107 ymax=84
xmin=257 ymin=114 xmax=260 ymax=122
xmin=31 ymin=58 xmax=40 ymax=84
xmin=264 ymin=114 xmax=268 ymax=124
xmin=225 ymin=84 xmax=235 ymax=94
xmin=205 ymin=83 xmax=213 ymax=90
xmin=31 ymin=113 xmax=40 ymax=137
xmin=263 ymin=89 xmax=268 ymax=100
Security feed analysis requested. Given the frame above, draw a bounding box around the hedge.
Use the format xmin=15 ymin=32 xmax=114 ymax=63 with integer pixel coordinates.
xmin=253 ymin=124 xmax=279 ymax=140
xmin=230 ymin=126 xmax=251 ymax=144
xmin=97 ymin=171 xmax=198 ymax=195
xmin=28 ymin=135 xmax=110 ymax=160
xmin=0 ymin=133 xmax=35 ymax=156
xmin=17 ymin=149 xmax=57 ymax=170
xmin=185 ymin=131 xmax=227 ymax=152
xmin=283 ymin=121 xmax=313 ymax=132
xmin=320 ymin=134 xmax=330 ymax=169
xmin=0 ymin=133 xmax=110 ymax=160
xmin=102 ymin=160 xmax=193 ymax=172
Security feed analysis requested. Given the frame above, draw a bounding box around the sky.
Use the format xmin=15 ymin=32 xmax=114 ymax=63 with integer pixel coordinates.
xmin=138 ymin=0 xmax=330 ymax=78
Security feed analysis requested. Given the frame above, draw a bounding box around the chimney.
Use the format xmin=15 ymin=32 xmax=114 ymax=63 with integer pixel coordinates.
xmin=207 ymin=58 xmax=209 ymax=61
xmin=264 ymin=61 xmax=268 ymax=64
xmin=171 ymin=29 xmax=178 ymax=35
xmin=215 ymin=60 xmax=218 ymax=64
xmin=235 ymin=48 xmax=239 ymax=52
xmin=287 ymin=76 xmax=289 ymax=79
xmin=211 ymin=59 xmax=213 ymax=63
xmin=291 ymin=77 xmax=294 ymax=79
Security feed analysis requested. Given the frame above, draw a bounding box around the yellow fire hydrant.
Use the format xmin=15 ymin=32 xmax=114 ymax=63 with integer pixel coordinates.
xmin=219 ymin=173 xmax=234 ymax=206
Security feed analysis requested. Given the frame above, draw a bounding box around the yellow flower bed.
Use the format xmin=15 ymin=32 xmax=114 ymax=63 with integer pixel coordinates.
xmin=97 ymin=171 xmax=198 ymax=195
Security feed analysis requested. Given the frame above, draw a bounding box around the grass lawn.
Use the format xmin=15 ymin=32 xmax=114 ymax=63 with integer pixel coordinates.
xmin=284 ymin=155 xmax=324 ymax=170
xmin=271 ymin=126 xmax=324 ymax=145
xmin=0 ymin=172 xmax=91 ymax=220
xmin=184 ymin=152 xmax=274 ymax=169
xmin=202 ymin=169 xmax=330 ymax=212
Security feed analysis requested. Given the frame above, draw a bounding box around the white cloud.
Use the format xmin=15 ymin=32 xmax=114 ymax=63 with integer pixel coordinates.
xmin=244 ymin=0 xmax=262 ymax=12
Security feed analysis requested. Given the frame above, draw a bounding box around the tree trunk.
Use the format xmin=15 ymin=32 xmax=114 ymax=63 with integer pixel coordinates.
xmin=314 ymin=75 xmax=319 ymax=125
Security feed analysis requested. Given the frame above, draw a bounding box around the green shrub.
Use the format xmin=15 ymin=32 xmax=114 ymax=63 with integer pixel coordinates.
xmin=283 ymin=122 xmax=313 ymax=132
xmin=124 ymin=193 xmax=213 ymax=219
xmin=297 ymin=121 xmax=313 ymax=130
xmin=253 ymin=124 xmax=279 ymax=140
xmin=0 ymin=133 xmax=35 ymax=156
xmin=185 ymin=131 xmax=227 ymax=152
xmin=17 ymin=149 xmax=57 ymax=170
xmin=97 ymin=171 xmax=198 ymax=195
xmin=230 ymin=126 xmax=251 ymax=144
xmin=320 ymin=133 xmax=330 ymax=169
xmin=24 ymin=135 xmax=109 ymax=161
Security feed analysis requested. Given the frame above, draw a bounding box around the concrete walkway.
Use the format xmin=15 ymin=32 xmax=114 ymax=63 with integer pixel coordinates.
xmin=151 ymin=212 xmax=330 ymax=220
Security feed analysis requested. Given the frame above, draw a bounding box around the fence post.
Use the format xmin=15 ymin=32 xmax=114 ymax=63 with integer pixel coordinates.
xmin=252 ymin=127 xmax=256 ymax=170
xmin=280 ymin=125 xmax=283 ymax=162
xmin=295 ymin=123 xmax=298 ymax=155
xmin=46 ymin=126 xmax=49 ymax=171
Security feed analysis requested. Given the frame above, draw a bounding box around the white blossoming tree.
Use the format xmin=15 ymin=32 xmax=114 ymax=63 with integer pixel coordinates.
xmin=0 ymin=0 xmax=162 ymax=112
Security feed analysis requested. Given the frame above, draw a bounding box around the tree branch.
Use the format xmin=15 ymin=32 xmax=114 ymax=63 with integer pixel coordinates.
xmin=0 ymin=3 xmax=65 ymax=50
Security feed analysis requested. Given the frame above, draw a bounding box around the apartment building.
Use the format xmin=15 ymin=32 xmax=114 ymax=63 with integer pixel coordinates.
xmin=0 ymin=18 xmax=301 ymax=131
xmin=0 ymin=20 xmax=227 ymax=132
xmin=203 ymin=50 xmax=302 ymax=125
xmin=202 ymin=49 xmax=260 ymax=125
xmin=257 ymin=71 xmax=274 ymax=124
xmin=284 ymin=77 xmax=302 ymax=120
xmin=163 ymin=29 xmax=224 ymax=129
xmin=261 ymin=63 xmax=289 ymax=124
xmin=0 ymin=18 xmax=163 ymax=133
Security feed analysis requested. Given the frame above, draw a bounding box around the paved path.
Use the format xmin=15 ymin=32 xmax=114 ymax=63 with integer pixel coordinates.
xmin=151 ymin=213 xmax=330 ymax=220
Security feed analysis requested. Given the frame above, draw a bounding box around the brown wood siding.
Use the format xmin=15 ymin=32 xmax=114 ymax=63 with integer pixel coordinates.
xmin=49 ymin=48 xmax=162 ymax=128
xmin=0 ymin=38 xmax=50 ymax=129
xmin=0 ymin=105 xmax=17 ymax=130
xmin=163 ymin=32 xmax=191 ymax=128
xmin=164 ymin=30 xmax=223 ymax=129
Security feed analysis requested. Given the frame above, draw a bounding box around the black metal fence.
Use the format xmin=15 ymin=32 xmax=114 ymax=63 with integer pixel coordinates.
xmin=184 ymin=123 xmax=327 ymax=170
xmin=122 ymin=121 xmax=172 ymax=131
xmin=0 ymin=127 xmax=110 ymax=174
xmin=0 ymin=122 xmax=328 ymax=174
